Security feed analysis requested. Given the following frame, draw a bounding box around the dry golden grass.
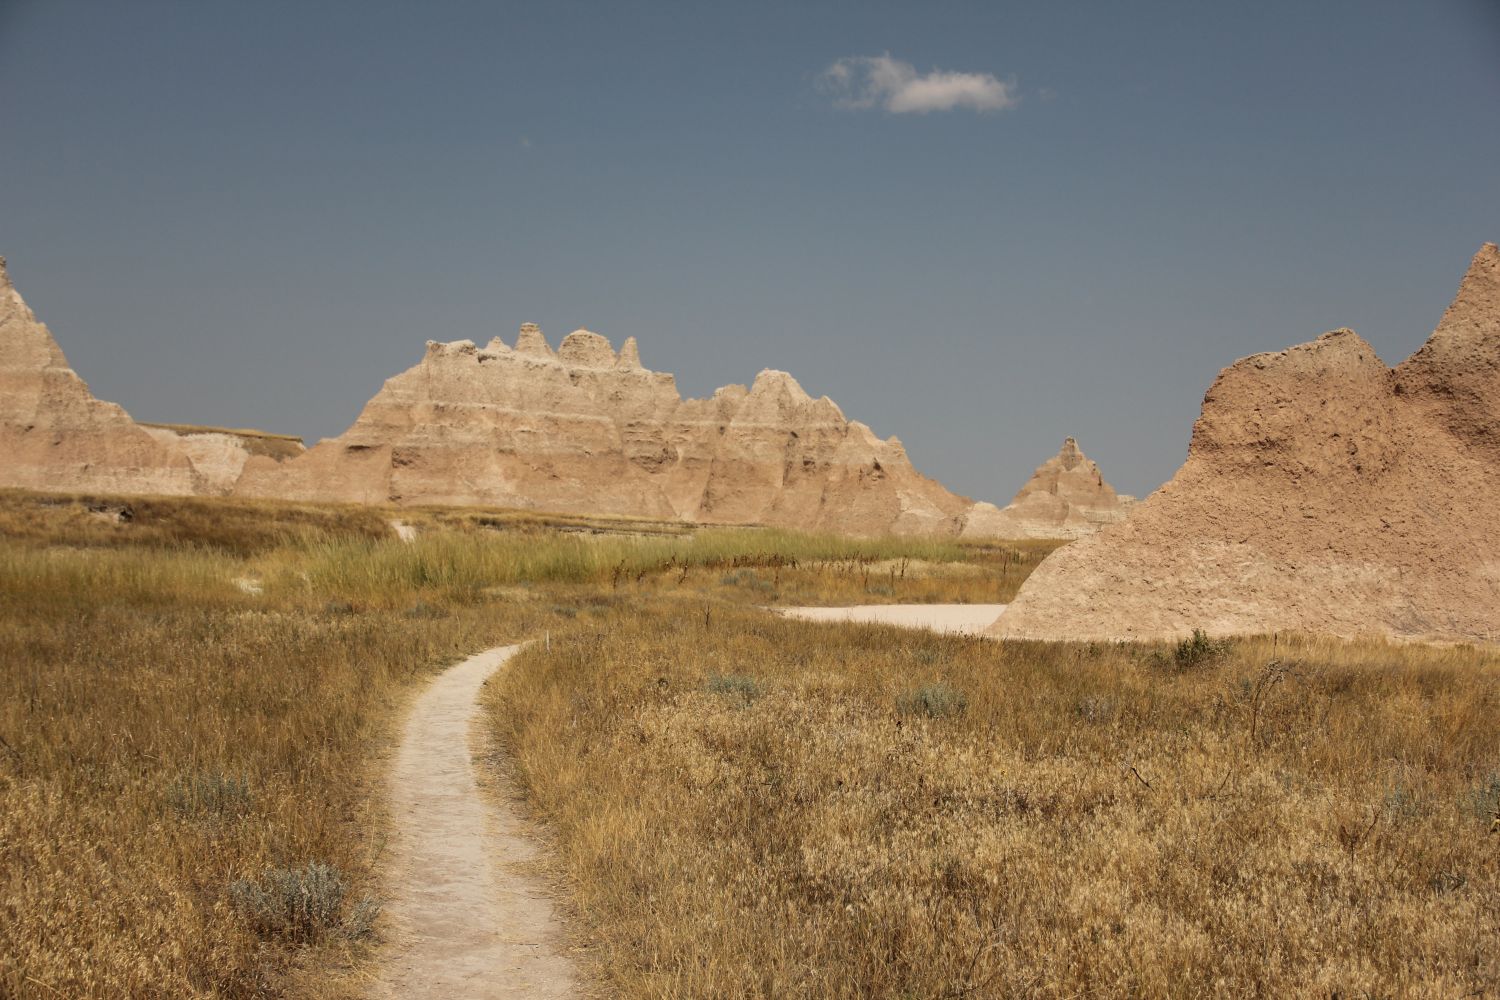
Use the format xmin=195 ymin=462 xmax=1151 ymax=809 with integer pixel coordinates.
xmin=670 ymin=543 xmax=1057 ymax=607
xmin=0 ymin=544 xmax=574 ymax=998
xmin=25 ymin=485 xmax=1492 ymax=998
xmin=490 ymin=604 xmax=1500 ymax=998
xmin=0 ymin=489 xmax=394 ymax=556
xmin=0 ymin=489 xmax=1011 ymax=997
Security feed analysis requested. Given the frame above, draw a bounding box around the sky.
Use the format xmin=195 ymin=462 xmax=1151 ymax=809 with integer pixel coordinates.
xmin=1 ymin=0 xmax=1497 ymax=501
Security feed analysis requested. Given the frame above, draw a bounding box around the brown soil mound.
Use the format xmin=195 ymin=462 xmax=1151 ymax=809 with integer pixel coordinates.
xmin=961 ymin=437 xmax=1135 ymax=539
xmin=993 ymin=244 xmax=1500 ymax=643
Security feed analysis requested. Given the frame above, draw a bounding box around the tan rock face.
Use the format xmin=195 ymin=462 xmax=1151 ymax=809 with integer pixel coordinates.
xmin=0 ymin=256 xmax=981 ymax=532
xmin=961 ymin=437 xmax=1135 ymax=539
xmin=0 ymin=257 xmax=204 ymax=495
xmin=993 ymin=243 xmax=1500 ymax=643
xmin=0 ymin=259 xmax=306 ymax=496
xmin=236 ymin=326 xmax=975 ymax=535
xmin=139 ymin=424 xmax=306 ymax=493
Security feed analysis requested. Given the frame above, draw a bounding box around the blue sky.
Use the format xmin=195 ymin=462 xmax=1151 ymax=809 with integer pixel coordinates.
xmin=2 ymin=0 xmax=1497 ymax=499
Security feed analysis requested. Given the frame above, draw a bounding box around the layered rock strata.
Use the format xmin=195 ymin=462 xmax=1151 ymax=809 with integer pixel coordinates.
xmin=992 ymin=244 xmax=1500 ymax=643
xmin=961 ymin=437 xmax=1135 ymax=539
xmin=140 ymin=424 xmax=305 ymax=494
xmin=0 ymin=257 xmax=206 ymax=495
xmin=0 ymin=258 xmax=300 ymax=495
xmin=236 ymin=328 xmax=975 ymax=535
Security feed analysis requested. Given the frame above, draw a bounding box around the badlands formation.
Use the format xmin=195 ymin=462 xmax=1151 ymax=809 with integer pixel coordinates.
xmin=235 ymin=328 xmax=976 ymax=535
xmin=994 ymin=244 xmax=1500 ymax=644
xmin=961 ymin=437 xmax=1134 ymax=539
xmin=0 ymin=253 xmax=1131 ymax=538
xmin=0 ymin=256 xmax=303 ymax=496
xmin=1 ymin=257 xmax=221 ymax=496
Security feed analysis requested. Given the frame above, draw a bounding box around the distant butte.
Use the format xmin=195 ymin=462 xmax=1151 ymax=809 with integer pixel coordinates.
xmin=0 ymin=254 xmax=1133 ymax=538
xmin=233 ymin=325 xmax=979 ymax=535
xmin=961 ymin=437 xmax=1135 ymax=540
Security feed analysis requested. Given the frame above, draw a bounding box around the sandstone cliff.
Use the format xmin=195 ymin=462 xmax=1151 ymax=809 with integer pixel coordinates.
xmin=961 ymin=437 xmax=1135 ymax=539
xmin=236 ymin=327 xmax=975 ymax=535
xmin=0 ymin=256 xmax=206 ymax=495
xmin=992 ymin=244 xmax=1500 ymax=643
xmin=0 ymin=259 xmax=304 ymax=496
xmin=140 ymin=424 xmax=306 ymax=494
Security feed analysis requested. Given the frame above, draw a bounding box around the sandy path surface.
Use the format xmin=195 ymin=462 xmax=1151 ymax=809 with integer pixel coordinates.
xmin=373 ymin=644 xmax=577 ymax=999
xmin=776 ymin=603 xmax=1007 ymax=635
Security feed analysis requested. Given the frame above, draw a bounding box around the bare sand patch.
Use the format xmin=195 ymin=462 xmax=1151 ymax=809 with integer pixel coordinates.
xmin=775 ymin=603 xmax=1006 ymax=635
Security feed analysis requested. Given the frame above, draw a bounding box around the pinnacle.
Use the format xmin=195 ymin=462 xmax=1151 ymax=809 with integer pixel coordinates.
xmin=515 ymin=323 xmax=554 ymax=357
xmin=616 ymin=336 xmax=642 ymax=369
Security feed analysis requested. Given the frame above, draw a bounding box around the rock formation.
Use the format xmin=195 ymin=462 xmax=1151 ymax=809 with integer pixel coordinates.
xmin=0 ymin=256 xmax=206 ymax=495
xmin=0 ymin=258 xmax=301 ymax=496
xmin=961 ymin=437 xmax=1135 ymax=539
xmin=992 ymin=243 xmax=1500 ymax=644
xmin=140 ymin=424 xmax=305 ymax=494
xmin=0 ymin=255 xmax=984 ymax=532
xmin=236 ymin=327 xmax=976 ymax=535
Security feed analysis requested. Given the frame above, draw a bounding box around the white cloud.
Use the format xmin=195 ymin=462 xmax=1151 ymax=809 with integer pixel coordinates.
xmin=820 ymin=54 xmax=1019 ymax=114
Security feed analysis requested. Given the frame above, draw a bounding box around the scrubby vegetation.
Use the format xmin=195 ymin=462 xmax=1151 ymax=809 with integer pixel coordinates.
xmin=491 ymin=606 xmax=1500 ymax=997
xmin=0 ymin=490 xmax=1015 ymax=997
xmin=10 ymin=488 xmax=1496 ymax=998
xmin=0 ymin=543 xmax=554 ymax=997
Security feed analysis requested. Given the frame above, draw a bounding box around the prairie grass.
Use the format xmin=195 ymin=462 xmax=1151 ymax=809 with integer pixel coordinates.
xmin=0 ymin=489 xmax=1015 ymax=997
xmin=0 ymin=489 xmax=1044 ymax=603
xmin=0 ymin=489 xmax=393 ymax=556
xmin=490 ymin=604 xmax=1500 ymax=998
xmin=0 ymin=540 xmax=567 ymax=998
xmin=276 ymin=526 xmax=1046 ymax=608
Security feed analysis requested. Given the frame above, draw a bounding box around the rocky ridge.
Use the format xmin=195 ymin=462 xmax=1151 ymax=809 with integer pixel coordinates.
xmin=0 ymin=256 xmax=209 ymax=495
xmin=0 ymin=257 xmax=307 ymax=496
xmin=992 ymin=244 xmax=1500 ymax=643
xmin=0 ymin=253 xmax=1132 ymax=538
xmin=235 ymin=327 xmax=977 ymax=535
xmin=961 ymin=437 xmax=1135 ymax=539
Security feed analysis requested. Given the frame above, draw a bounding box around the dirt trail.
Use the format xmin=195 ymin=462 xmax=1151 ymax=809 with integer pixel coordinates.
xmin=776 ymin=603 xmax=1007 ymax=635
xmin=373 ymin=644 xmax=577 ymax=999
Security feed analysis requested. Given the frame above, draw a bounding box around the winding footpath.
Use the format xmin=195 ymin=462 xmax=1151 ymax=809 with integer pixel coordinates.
xmin=372 ymin=607 xmax=999 ymax=995
xmin=374 ymin=644 xmax=577 ymax=999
